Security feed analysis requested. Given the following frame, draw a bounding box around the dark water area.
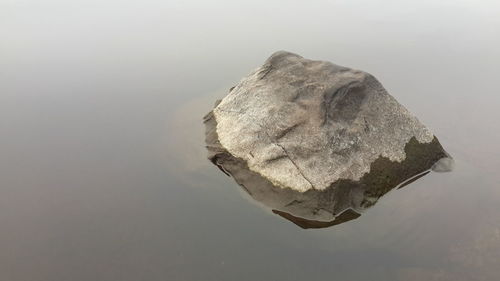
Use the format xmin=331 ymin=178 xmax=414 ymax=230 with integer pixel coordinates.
xmin=1 ymin=1 xmax=500 ymax=280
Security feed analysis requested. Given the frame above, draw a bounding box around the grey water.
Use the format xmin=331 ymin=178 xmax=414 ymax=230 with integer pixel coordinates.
xmin=1 ymin=1 xmax=499 ymax=280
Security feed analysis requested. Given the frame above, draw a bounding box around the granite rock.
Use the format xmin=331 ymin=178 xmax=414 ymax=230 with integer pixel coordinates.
xmin=208 ymin=51 xmax=449 ymax=192
xmin=204 ymin=109 xmax=452 ymax=228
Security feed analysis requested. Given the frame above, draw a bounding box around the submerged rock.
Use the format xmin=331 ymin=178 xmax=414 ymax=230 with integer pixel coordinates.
xmin=204 ymin=51 xmax=453 ymax=228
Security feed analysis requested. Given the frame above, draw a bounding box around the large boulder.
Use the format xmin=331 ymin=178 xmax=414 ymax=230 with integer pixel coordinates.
xmin=204 ymin=51 xmax=453 ymax=227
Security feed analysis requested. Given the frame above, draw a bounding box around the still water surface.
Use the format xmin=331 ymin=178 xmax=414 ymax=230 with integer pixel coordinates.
xmin=1 ymin=1 xmax=500 ymax=280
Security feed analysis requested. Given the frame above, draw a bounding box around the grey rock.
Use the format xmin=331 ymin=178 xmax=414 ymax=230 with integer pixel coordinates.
xmin=204 ymin=109 xmax=452 ymax=228
xmin=432 ymin=157 xmax=455 ymax=172
xmin=209 ymin=51 xmax=450 ymax=193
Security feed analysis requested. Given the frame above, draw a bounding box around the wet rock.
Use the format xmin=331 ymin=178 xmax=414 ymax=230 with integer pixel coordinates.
xmin=204 ymin=111 xmax=452 ymax=228
xmin=203 ymin=51 xmax=453 ymax=228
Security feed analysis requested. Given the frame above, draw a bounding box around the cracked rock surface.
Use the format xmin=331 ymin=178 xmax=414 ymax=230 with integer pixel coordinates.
xmin=207 ymin=51 xmax=449 ymax=193
xmin=204 ymin=108 xmax=452 ymax=228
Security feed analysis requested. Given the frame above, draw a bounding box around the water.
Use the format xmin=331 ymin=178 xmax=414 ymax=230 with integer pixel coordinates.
xmin=1 ymin=1 xmax=499 ymax=280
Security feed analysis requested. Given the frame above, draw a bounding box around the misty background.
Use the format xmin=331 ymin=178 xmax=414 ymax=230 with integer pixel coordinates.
xmin=1 ymin=1 xmax=500 ymax=280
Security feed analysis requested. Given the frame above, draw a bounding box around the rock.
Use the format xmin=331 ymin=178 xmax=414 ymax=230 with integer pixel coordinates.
xmin=203 ymin=51 xmax=453 ymax=228
xmin=204 ymin=110 xmax=452 ymax=228
xmin=432 ymin=157 xmax=455 ymax=172
xmin=207 ymin=51 xmax=452 ymax=192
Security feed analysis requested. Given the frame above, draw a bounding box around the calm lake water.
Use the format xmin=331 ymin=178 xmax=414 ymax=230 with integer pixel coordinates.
xmin=2 ymin=1 xmax=500 ymax=280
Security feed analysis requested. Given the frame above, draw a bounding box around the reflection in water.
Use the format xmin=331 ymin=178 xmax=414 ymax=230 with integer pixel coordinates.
xmin=204 ymin=108 xmax=454 ymax=229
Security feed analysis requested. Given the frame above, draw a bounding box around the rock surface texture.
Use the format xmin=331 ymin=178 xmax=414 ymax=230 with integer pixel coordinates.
xmin=204 ymin=51 xmax=453 ymax=227
xmin=208 ymin=51 xmax=449 ymax=193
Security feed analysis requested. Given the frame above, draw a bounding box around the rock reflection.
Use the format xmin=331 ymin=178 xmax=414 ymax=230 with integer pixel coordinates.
xmin=204 ymin=111 xmax=453 ymax=229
